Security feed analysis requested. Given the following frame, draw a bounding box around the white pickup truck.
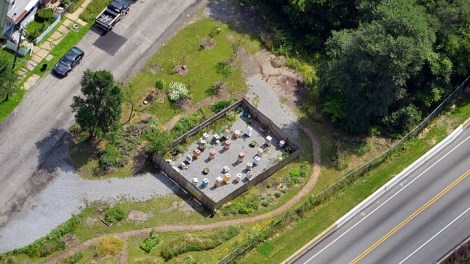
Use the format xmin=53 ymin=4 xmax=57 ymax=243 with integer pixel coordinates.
xmin=95 ymin=0 xmax=132 ymax=31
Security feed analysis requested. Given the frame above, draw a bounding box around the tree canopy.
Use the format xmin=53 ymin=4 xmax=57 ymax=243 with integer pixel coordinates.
xmin=72 ymin=70 xmax=123 ymax=138
xmin=0 ymin=58 xmax=17 ymax=101
xmin=245 ymin=0 xmax=470 ymax=135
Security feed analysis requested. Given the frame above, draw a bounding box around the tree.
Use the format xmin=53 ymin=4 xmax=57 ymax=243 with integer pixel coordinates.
xmin=0 ymin=58 xmax=17 ymax=101
xmin=319 ymin=0 xmax=435 ymax=134
xmin=72 ymin=70 xmax=123 ymax=138
xmin=146 ymin=128 xmax=172 ymax=155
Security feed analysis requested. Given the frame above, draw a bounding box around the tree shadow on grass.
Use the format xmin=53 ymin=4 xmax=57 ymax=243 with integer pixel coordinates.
xmin=68 ymin=132 xmax=101 ymax=174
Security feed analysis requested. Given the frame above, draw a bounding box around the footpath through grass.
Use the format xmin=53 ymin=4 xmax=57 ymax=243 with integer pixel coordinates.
xmin=238 ymin=96 xmax=470 ymax=263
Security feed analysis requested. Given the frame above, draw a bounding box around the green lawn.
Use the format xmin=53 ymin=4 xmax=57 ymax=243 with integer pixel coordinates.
xmin=123 ymin=18 xmax=256 ymax=124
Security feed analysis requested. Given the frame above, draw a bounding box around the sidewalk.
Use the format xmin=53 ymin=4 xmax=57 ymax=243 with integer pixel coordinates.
xmin=20 ymin=0 xmax=91 ymax=90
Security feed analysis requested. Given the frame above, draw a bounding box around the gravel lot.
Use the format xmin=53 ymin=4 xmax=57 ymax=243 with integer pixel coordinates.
xmin=246 ymin=75 xmax=299 ymax=139
xmin=0 ymin=141 xmax=176 ymax=252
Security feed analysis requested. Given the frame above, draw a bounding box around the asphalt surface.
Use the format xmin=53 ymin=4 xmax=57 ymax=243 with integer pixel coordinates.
xmin=294 ymin=127 xmax=470 ymax=264
xmin=0 ymin=0 xmax=201 ymax=227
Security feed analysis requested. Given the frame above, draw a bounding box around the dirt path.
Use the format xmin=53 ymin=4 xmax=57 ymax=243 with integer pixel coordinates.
xmin=45 ymin=126 xmax=321 ymax=263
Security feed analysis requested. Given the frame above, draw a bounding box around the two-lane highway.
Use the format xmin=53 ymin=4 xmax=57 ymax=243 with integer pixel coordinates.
xmin=293 ymin=126 xmax=470 ymax=264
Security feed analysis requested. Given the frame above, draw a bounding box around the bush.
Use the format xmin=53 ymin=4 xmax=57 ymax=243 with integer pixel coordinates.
xmin=167 ymin=81 xmax=189 ymax=102
xmin=99 ymin=143 xmax=125 ymax=171
xmin=155 ymin=79 xmax=165 ymax=90
xmin=36 ymin=8 xmax=54 ymax=23
xmin=146 ymin=128 xmax=172 ymax=154
xmin=140 ymin=230 xmax=162 ymax=253
xmin=210 ymin=99 xmax=232 ymax=113
xmin=216 ymin=61 xmax=233 ymax=78
xmin=95 ymin=236 xmax=124 ymax=257
xmin=171 ymin=113 xmax=203 ymax=137
xmin=104 ymin=205 xmax=125 ymax=224
xmin=226 ymin=110 xmax=237 ymax=121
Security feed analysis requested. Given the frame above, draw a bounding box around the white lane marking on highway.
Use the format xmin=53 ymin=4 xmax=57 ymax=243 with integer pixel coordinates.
xmin=398 ymin=207 xmax=470 ymax=264
xmin=302 ymin=134 xmax=470 ymax=263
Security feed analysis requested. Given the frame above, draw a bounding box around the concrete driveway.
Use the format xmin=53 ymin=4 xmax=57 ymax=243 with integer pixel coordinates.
xmin=0 ymin=0 xmax=201 ymax=251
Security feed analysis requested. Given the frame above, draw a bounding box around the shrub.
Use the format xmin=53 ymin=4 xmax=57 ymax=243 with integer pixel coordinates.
xmin=210 ymin=99 xmax=232 ymax=113
xmin=36 ymin=8 xmax=54 ymax=23
xmin=95 ymin=236 xmax=124 ymax=257
xmin=207 ymin=81 xmax=227 ymax=96
xmin=167 ymin=81 xmax=189 ymax=102
xmin=99 ymin=143 xmax=125 ymax=171
xmin=261 ymin=195 xmax=274 ymax=207
xmin=104 ymin=205 xmax=125 ymax=224
xmin=216 ymin=61 xmax=233 ymax=78
xmin=146 ymin=128 xmax=172 ymax=154
xmin=171 ymin=113 xmax=203 ymax=137
xmin=274 ymin=191 xmax=282 ymax=198
xmin=208 ymin=27 xmax=221 ymax=38
xmin=226 ymin=111 xmax=236 ymax=121
xmin=140 ymin=230 xmax=162 ymax=253
xmin=155 ymin=79 xmax=165 ymax=90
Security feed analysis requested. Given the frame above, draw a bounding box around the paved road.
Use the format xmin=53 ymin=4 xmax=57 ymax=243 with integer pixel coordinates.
xmin=0 ymin=0 xmax=200 ymax=226
xmin=293 ymin=127 xmax=470 ymax=264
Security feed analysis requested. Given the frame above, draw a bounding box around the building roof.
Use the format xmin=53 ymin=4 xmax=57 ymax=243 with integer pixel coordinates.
xmin=7 ymin=0 xmax=38 ymax=24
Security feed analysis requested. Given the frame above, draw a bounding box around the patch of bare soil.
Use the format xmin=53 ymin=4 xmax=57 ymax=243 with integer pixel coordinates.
xmin=178 ymin=198 xmax=204 ymax=215
xmin=161 ymin=201 xmax=179 ymax=213
xmin=174 ymin=65 xmax=189 ymax=75
xmin=62 ymin=234 xmax=80 ymax=247
xmin=148 ymin=64 xmax=162 ymax=75
xmin=85 ymin=216 xmax=98 ymax=226
xmin=127 ymin=210 xmax=153 ymax=223
xmin=200 ymin=37 xmax=216 ymax=50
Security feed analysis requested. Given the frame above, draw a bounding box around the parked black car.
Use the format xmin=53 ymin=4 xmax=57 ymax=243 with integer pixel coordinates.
xmin=53 ymin=47 xmax=84 ymax=77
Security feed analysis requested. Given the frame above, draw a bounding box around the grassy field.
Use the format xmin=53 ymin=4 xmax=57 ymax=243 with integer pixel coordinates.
xmin=122 ymin=18 xmax=256 ymax=124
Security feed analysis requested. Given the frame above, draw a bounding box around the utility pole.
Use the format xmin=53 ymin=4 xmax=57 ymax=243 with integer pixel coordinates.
xmin=12 ymin=27 xmax=23 ymax=71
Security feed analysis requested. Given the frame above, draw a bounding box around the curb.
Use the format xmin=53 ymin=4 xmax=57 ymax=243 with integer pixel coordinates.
xmin=283 ymin=224 xmax=337 ymax=264
xmin=463 ymin=117 xmax=470 ymax=130
xmin=336 ymin=124 xmax=464 ymax=228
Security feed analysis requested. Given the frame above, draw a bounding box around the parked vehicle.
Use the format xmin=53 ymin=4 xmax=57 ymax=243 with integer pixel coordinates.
xmin=95 ymin=0 xmax=132 ymax=31
xmin=53 ymin=47 xmax=84 ymax=77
